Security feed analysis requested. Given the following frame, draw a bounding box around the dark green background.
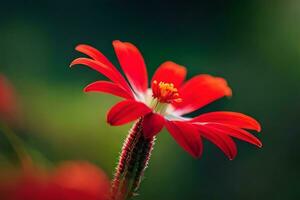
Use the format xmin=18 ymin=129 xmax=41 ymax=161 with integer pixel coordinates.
xmin=0 ymin=0 xmax=299 ymax=199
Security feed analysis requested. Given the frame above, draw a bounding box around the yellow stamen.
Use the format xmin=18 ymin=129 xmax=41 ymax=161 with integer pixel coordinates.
xmin=152 ymin=80 xmax=182 ymax=104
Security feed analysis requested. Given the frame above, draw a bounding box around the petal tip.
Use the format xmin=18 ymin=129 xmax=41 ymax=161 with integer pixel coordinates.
xmin=106 ymin=111 xmax=114 ymax=125
xmin=106 ymin=116 xmax=114 ymax=126
xmin=83 ymin=86 xmax=90 ymax=92
xmin=226 ymin=88 xmax=233 ymax=97
xmin=257 ymin=124 xmax=262 ymax=132
xmin=252 ymin=120 xmax=261 ymax=132
xmin=228 ymin=153 xmax=236 ymax=160
xmin=75 ymin=44 xmax=83 ymax=50
xmin=69 ymin=59 xmax=79 ymax=68
xmin=112 ymin=40 xmax=122 ymax=46
xmin=229 ymin=153 xmax=237 ymax=160
xmin=69 ymin=61 xmax=75 ymax=68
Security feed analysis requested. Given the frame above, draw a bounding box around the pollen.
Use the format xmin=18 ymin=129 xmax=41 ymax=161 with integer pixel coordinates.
xmin=152 ymin=80 xmax=182 ymax=103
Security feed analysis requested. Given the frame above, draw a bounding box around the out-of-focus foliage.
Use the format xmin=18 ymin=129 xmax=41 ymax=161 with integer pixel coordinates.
xmin=0 ymin=0 xmax=299 ymax=199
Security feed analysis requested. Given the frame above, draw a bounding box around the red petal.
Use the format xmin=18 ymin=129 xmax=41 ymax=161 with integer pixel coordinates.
xmin=113 ymin=40 xmax=148 ymax=93
xmin=165 ymin=121 xmax=202 ymax=158
xmin=84 ymin=81 xmax=134 ymax=99
xmin=71 ymin=58 xmax=123 ymax=85
xmin=51 ymin=161 xmax=110 ymax=199
xmin=192 ymin=111 xmax=261 ymax=132
xmin=74 ymin=44 xmax=132 ymax=91
xmin=142 ymin=113 xmax=165 ymax=138
xmin=107 ymin=100 xmax=152 ymax=126
xmin=173 ymin=75 xmax=232 ymax=115
xmin=197 ymin=124 xmax=237 ymax=160
xmin=205 ymin=123 xmax=262 ymax=147
xmin=151 ymin=61 xmax=187 ymax=88
xmin=70 ymin=57 xmax=132 ymax=95
xmin=75 ymin=44 xmax=116 ymax=69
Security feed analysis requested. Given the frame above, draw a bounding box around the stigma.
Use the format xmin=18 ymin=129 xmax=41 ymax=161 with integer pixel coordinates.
xmin=152 ymin=80 xmax=182 ymax=104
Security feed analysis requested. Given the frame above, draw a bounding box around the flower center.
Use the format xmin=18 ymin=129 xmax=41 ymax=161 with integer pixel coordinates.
xmin=149 ymin=80 xmax=180 ymax=114
xmin=152 ymin=80 xmax=182 ymax=104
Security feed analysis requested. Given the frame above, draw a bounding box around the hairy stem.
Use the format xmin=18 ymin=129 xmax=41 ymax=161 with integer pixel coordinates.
xmin=110 ymin=118 xmax=155 ymax=200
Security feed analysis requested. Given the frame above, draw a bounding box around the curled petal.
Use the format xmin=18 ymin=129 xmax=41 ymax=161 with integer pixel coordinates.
xmin=107 ymin=100 xmax=152 ymax=126
xmin=197 ymin=124 xmax=237 ymax=160
xmin=71 ymin=58 xmax=123 ymax=86
xmin=205 ymin=123 xmax=262 ymax=147
xmin=173 ymin=75 xmax=232 ymax=115
xmin=113 ymin=40 xmax=148 ymax=93
xmin=151 ymin=61 xmax=187 ymax=88
xmin=142 ymin=113 xmax=165 ymax=138
xmin=84 ymin=81 xmax=134 ymax=99
xmin=165 ymin=121 xmax=202 ymax=158
xmin=75 ymin=44 xmax=116 ymax=69
xmin=70 ymin=57 xmax=132 ymax=95
xmin=192 ymin=111 xmax=261 ymax=132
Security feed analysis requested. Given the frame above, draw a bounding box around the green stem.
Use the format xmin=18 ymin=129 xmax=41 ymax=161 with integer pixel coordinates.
xmin=0 ymin=121 xmax=31 ymax=170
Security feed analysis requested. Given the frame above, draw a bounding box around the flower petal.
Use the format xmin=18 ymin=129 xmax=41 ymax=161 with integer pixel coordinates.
xmin=51 ymin=161 xmax=110 ymax=199
xmin=151 ymin=61 xmax=187 ymax=88
xmin=75 ymin=45 xmax=132 ymax=93
xmin=172 ymin=75 xmax=232 ymax=115
xmin=107 ymin=100 xmax=152 ymax=126
xmin=70 ymin=57 xmax=133 ymax=95
xmin=71 ymin=58 xmax=124 ymax=86
xmin=84 ymin=81 xmax=134 ymax=99
xmin=196 ymin=124 xmax=237 ymax=160
xmin=75 ymin=44 xmax=116 ymax=69
xmin=165 ymin=121 xmax=202 ymax=158
xmin=191 ymin=111 xmax=261 ymax=132
xmin=142 ymin=113 xmax=165 ymax=138
xmin=205 ymin=123 xmax=262 ymax=147
xmin=112 ymin=40 xmax=148 ymax=93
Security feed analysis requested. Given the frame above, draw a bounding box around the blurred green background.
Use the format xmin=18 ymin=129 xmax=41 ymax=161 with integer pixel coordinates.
xmin=0 ymin=0 xmax=300 ymax=199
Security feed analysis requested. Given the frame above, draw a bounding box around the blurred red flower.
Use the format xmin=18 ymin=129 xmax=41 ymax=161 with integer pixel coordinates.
xmin=0 ymin=74 xmax=19 ymax=125
xmin=0 ymin=161 xmax=110 ymax=200
xmin=71 ymin=41 xmax=262 ymax=160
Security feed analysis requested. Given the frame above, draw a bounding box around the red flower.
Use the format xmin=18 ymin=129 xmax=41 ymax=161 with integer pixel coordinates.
xmin=0 ymin=161 xmax=110 ymax=200
xmin=71 ymin=41 xmax=262 ymax=159
xmin=0 ymin=74 xmax=19 ymax=125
